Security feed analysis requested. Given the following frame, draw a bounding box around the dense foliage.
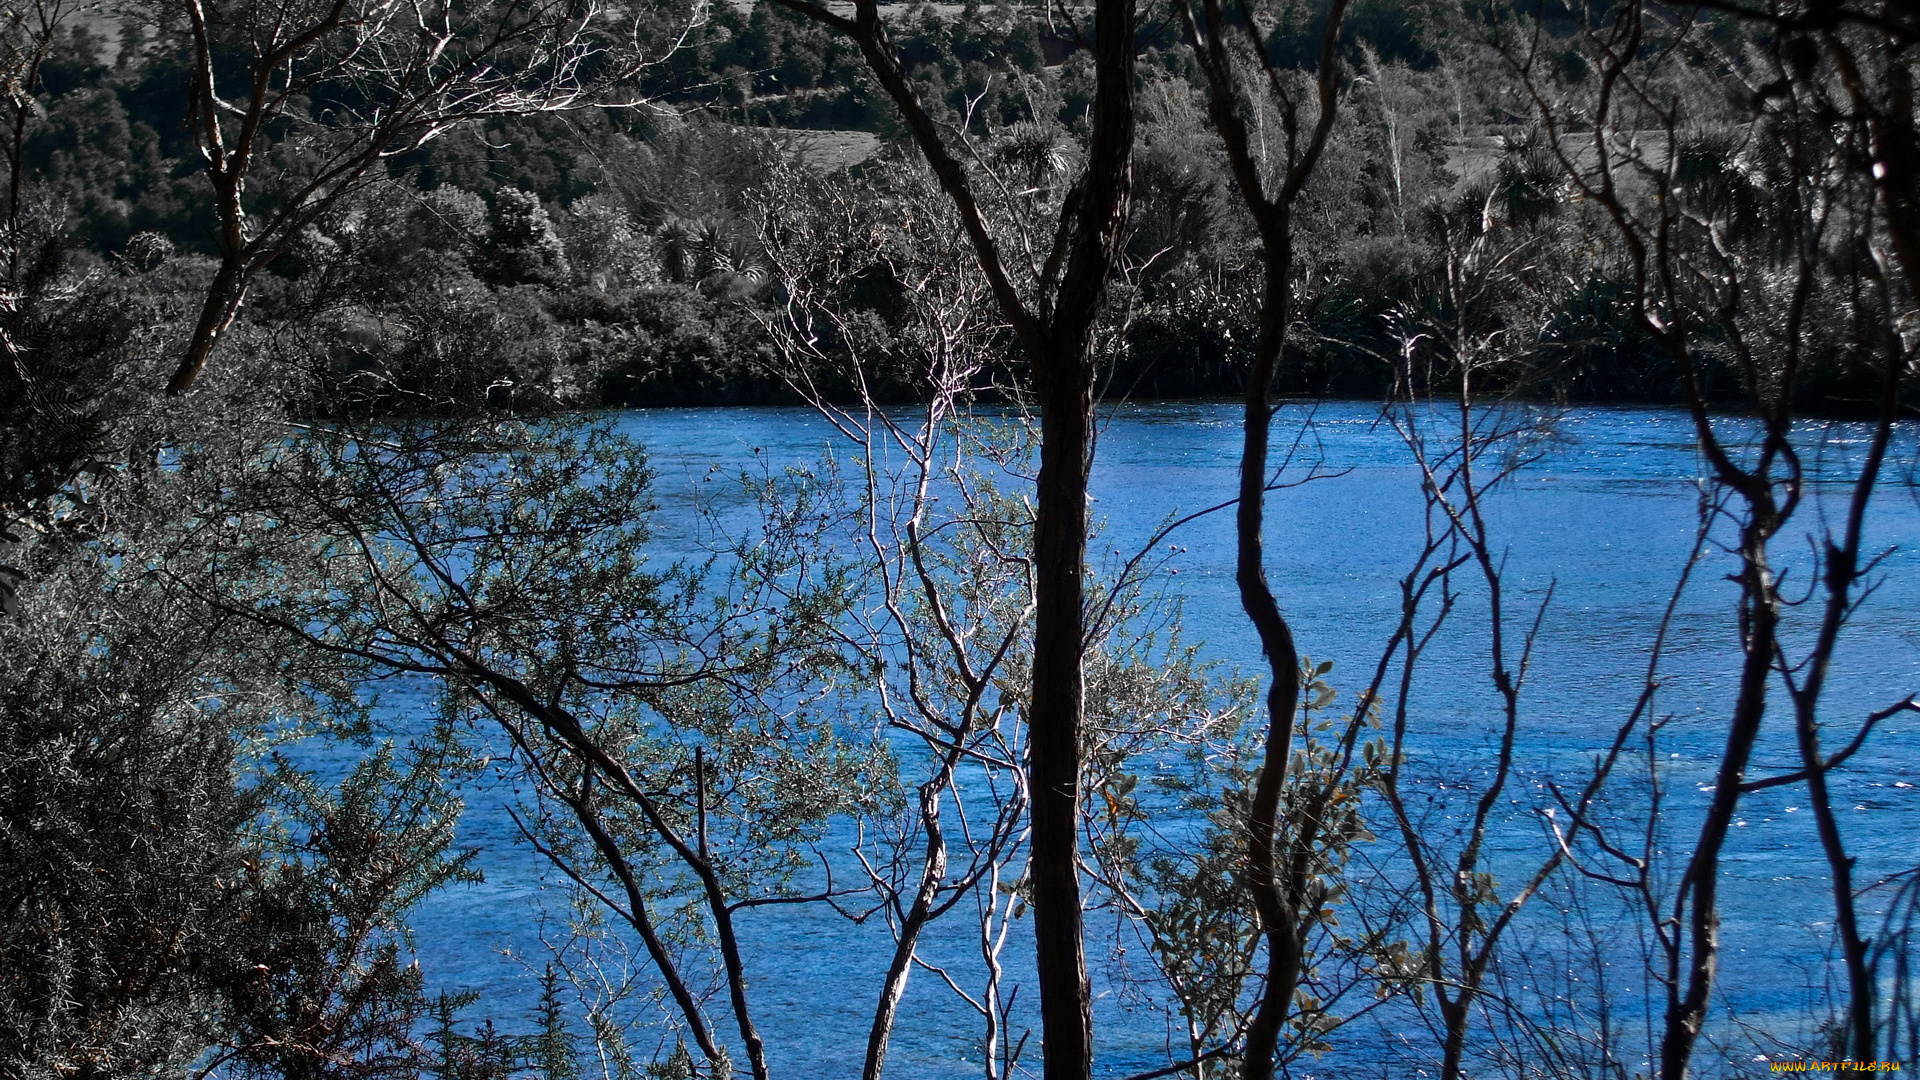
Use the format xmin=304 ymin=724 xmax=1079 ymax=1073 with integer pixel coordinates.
xmin=11 ymin=0 xmax=1874 ymax=414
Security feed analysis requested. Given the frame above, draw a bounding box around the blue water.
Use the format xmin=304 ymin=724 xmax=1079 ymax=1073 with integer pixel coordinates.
xmin=377 ymin=402 xmax=1920 ymax=1077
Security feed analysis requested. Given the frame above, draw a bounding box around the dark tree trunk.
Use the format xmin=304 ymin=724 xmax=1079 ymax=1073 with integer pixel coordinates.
xmin=171 ymin=257 xmax=248 ymax=396
xmin=1172 ymin=0 xmax=1347 ymax=1072
xmin=1029 ymin=368 xmax=1094 ymax=1079
xmin=1235 ymin=250 xmax=1304 ymax=1080
xmin=764 ymin=0 xmax=1136 ymax=1072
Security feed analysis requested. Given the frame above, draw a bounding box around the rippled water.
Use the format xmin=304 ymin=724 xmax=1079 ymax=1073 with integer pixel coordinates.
xmin=380 ymin=401 xmax=1920 ymax=1077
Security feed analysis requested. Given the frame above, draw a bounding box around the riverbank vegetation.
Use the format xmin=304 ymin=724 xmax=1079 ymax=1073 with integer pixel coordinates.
xmin=3 ymin=0 xmax=1918 ymax=1078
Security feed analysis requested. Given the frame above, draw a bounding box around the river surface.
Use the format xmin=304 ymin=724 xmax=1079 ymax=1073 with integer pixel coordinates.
xmin=378 ymin=401 xmax=1920 ymax=1078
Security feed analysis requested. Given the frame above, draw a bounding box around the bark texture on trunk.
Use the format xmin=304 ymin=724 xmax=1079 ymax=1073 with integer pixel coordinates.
xmin=862 ymin=783 xmax=948 ymax=1080
xmin=1025 ymin=4 xmax=1135 ymax=1075
xmin=1028 ymin=380 xmax=1094 ymax=1080
xmin=170 ymin=257 xmax=248 ymax=396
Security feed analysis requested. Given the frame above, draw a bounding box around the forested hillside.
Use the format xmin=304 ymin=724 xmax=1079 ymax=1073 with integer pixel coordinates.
xmin=10 ymin=0 xmax=1858 ymax=413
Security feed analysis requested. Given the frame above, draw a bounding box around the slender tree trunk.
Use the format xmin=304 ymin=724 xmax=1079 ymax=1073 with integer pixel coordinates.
xmin=1029 ymin=360 xmax=1094 ymax=1080
xmin=170 ymin=255 xmax=248 ymax=395
xmin=1800 ymin=709 xmax=1875 ymax=1061
xmin=562 ymin=777 xmax=723 ymax=1065
xmin=1237 ymin=250 xmax=1304 ymax=1080
xmin=864 ymin=783 xmax=949 ymax=1080
xmin=1659 ymin=528 xmax=1777 ymax=1079
xmin=764 ymin=1 xmax=1136 ymax=1073
xmin=1025 ymin=3 xmax=1134 ymax=1074
xmin=1174 ymin=0 xmax=1345 ymax=1065
xmin=469 ymin=668 xmax=772 ymax=1080
xmin=1787 ymin=337 xmax=1905 ymax=1061
xmin=695 ymin=831 xmax=767 ymax=1080
xmin=1439 ymin=997 xmax=1473 ymax=1078
xmin=1822 ymin=38 xmax=1920 ymax=1058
